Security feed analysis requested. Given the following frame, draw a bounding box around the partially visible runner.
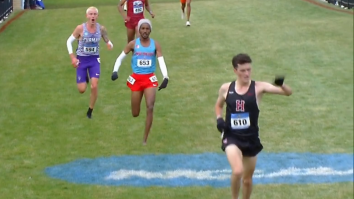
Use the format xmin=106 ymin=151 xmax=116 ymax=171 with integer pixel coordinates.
xmin=180 ymin=0 xmax=192 ymax=26
xmin=118 ymin=0 xmax=155 ymax=43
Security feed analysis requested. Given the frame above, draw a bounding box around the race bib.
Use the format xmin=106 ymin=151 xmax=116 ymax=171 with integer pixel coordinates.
xmin=231 ymin=113 xmax=250 ymax=130
xmin=133 ymin=1 xmax=143 ymax=14
xmin=149 ymin=75 xmax=157 ymax=82
xmin=137 ymin=59 xmax=152 ymax=67
xmin=84 ymin=46 xmax=97 ymax=53
xmin=127 ymin=76 xmax=136 ymax=85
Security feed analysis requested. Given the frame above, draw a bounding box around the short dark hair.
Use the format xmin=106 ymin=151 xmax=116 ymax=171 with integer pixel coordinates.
xmin=232 ymin=53 xmax=252 ymax=68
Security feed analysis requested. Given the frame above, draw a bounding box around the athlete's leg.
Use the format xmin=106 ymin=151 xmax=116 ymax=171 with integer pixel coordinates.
xmin=89 ymin=78 xmax=99 ymax=109
xmin=181 ymin=3 xmax=186 ymax=12
xmin=131 ymin=91 xmax=144 ymax=117
xmin=135 ymin=24 xmax=140 ymax=39
xmin=142 ymin=87 xmax=156 ymax=144
xmin=76 ymin=65 xmax=88 ymax=93
xmin=186 ymin=0 xmax=192 ymax=25
xmin=127 ymin=28 xmax=135 ymax=43
xmin=225 ymin=144 xmax=243 ymax=199
xmin=125 ymin=22 xmax=136 ymax=43
xmin=242 ymin=156 xmax=257 ymax=199
xmin=86 ymin=58 xmax=100 ymax=118
xmin=181 ymin=1 xmax=186 ymax=19
xmin=77 ymin=83 xmax=87 ymax=93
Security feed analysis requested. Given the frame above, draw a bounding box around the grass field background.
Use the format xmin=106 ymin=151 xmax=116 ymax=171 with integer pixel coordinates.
xmin=0 ymin=0 xmax=353 ymax=198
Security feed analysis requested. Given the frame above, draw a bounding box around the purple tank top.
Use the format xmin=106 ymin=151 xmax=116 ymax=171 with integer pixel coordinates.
xmin=76 ymin=23 xmax=101 ymax=56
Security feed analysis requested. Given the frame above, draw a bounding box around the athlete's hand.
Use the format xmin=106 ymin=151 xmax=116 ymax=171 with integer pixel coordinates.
xmin=150 ymin=13 xmax=155 ymax=18
xmin=124 ymin=16 xmax=130 ymax=22
xmin=216 ymin=118 xmax=225 ymax=133
xmin=274 ymin=75 xmax=285 ymax=86
xmin=71 ymin=57 xmax=79 ymax=68
xmin=158 ymin=78 xmax=168 ymax=91
xmin=107 ymin=41 xmax=113 ymax=50
xmin=111 ymin=72 xmax=118 ymax=81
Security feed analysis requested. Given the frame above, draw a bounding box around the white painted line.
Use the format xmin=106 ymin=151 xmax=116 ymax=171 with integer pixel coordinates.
xmin=105 ymin=167 xmax=353 ymax=181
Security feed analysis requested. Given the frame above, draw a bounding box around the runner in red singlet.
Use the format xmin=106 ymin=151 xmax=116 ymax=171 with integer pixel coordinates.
xmin=118 ymin=0 xmax=155 ymax=43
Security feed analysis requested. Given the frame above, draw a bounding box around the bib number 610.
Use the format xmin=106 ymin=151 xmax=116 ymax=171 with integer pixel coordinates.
xmin=233 ymin=119 xmax=248 ymax=126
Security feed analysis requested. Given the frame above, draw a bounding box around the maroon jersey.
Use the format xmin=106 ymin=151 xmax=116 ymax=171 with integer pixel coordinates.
xmin=127 ymin=0 xmax=146 ymax=19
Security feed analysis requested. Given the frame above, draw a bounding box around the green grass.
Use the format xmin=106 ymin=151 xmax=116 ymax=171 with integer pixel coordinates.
xmin=0 ymin=0 xmax=353 ymax=198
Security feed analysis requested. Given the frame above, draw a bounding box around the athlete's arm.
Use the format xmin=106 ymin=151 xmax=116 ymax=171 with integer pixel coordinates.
xmin=259 ymin=81 xmax=292 ymax=96
xmin=215 ymin=83 xmax=229 ymax=119
xmin=112 ymin=40 xmax=135 ymax=72
xmin=100 ymin=25 xmax=113 ymax=49
xmin=67 ymin=25 xmax=82 ymax=60
xmin=215 ymin=83 xmax=229 ymax=134
xmin=118 ymin=0 xmax=128 ymax=20
xmin=145 ymin=0 xmax=155 ymax=17
xmin=155 ymin=41 xmax=168 ymax=79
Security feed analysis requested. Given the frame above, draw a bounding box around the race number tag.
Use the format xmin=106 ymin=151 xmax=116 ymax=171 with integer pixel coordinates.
xmin=84 ymin=46 xmax=97 ymax=53
xmin=231 ymin=113 xmax=250 ymax=130
xmin=133 ymin=1 xmax=143 ymax=14
xmin=137 ymin=59 xmax=151 ymax=67
xmin=127 ymin=76 xmax=136 ymax=85
xmin=149 ymin=75 xmax=157 ymax=82
xmin=133 ymin=7 xmax=143 ymax=14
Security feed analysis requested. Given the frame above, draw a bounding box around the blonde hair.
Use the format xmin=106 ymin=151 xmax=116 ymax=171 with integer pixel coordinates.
xmin=86 ymin=6 xmax=98 ymax=14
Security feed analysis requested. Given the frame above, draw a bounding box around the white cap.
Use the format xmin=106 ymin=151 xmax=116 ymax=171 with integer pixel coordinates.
xmin=137 ymin=19 xmax=152 ymax=31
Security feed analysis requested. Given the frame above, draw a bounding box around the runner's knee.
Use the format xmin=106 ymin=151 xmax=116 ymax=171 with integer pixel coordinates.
xmin=146 ymin=103 xmax=154 ymax=112
xmin=242 ymin=177 xmax=252 ymax=187
xmin=91 ymin=82 xmax=98 ymax=90
xmin=132 ymin=108 xmax=140 ymax=117
xmin=77 ymin=85 xmax=86 ymax=93
xmin=231 ymin=167 xmax=243 ymax=177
